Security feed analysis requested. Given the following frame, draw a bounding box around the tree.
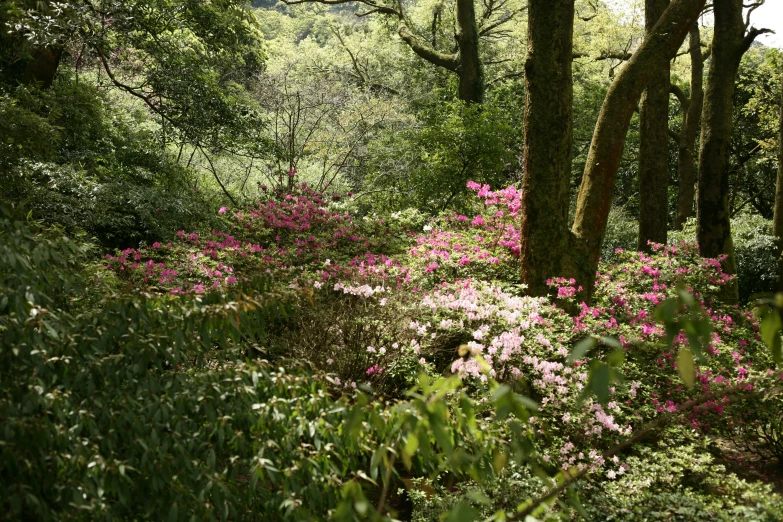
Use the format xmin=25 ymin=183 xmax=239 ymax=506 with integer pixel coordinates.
xmin=280 ymin=0 xmax=522 ymax=104
xmin=637 ymin=0 xmax=671 ymax=251
xmin=570 ymin=0 xmax=705 ymax=295
xmin=775 ymin=69 xmax=783 ymax=290
xmin=521 ymin=0 xmax=704 ymax=297
xmin=670 ymin=24 xmax=704 ymax=230
xmin=519 ymin=0 xmax=575 ymax=296
xmin=696 ymin=0 xmax=771 ymax=301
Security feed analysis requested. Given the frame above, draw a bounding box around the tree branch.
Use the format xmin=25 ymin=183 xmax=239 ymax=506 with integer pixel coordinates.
xmin=398 ymin=24 xmax=460 ymax=72
xmin=669 ymin=83 xmax=689 ymax=108
xmin=740 ymin=27 xmax=774 ymax=55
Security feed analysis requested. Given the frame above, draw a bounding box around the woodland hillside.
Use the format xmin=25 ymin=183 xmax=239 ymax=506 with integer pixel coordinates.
xmin=2 ymin=0 xmax=783 ymax=520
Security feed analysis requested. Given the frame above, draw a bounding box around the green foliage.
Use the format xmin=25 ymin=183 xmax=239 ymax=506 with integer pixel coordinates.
xmin=581 ymin=434 xmax=783 ymax=522
xmin=670 ymin=214 xmax=780 ymax=303
xmin=365 ymin=99 xmax=519 ymax=212
xmin=0 ymin=207 xmax=294 ymax=520
xmin=601 ymin=205 xmax=640 ymax=263
xmin=0 ymin=79 xmax=222 ymax=247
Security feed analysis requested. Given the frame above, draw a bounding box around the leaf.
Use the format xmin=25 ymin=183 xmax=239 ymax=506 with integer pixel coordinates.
xmin=678 ymin=347 xmax=695 ymax=388
xmin=760 ymin=307 xmax=782 ymax=364
xmin=600 ymin=336 xmax=623 ymax=350
xmin=466 ymin=490 xmax=491 ymax=505
xmin=568 ymin=337 xmax=595 ymax=363
xmin=590 ymin=363 xmax=610 ymax=405
xmin=168 ymin=502 xmax=178 ymax=522
xmin=445 ymin=502 xmax=479 ymax=522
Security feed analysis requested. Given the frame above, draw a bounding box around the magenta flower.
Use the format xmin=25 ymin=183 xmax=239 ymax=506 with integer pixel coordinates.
xmin=218 ymin=207 xmax=227 ymax=215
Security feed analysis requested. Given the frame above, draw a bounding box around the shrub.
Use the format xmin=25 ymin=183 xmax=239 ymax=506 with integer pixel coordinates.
xmin=669 ymin=215 xmax=779 ymax=303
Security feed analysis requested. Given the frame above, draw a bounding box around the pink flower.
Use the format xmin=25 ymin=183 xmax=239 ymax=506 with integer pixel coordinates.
xmin=218 ymin=207 xmax=227 ymax=215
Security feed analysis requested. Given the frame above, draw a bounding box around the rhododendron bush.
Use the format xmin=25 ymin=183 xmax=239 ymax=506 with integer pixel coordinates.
xmin=99 ymin=181 xmax=783 ymax=519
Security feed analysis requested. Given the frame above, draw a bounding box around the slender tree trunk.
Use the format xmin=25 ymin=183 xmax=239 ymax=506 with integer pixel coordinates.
xmin=637 ymin=0 xmax=671 ymax=251
xmin=674 ymin=25 xmax=703 ymax=230
xmin=519 ymin=0 xmax=576 ymax=296
xmin=455 ymin=0 xmax=483 ymax=104
xmin=697 ymin=0 xmax=766 ymax=302
xmin=571 ymin=0 xmax=705 ymax=296
xmin=774 ymin=76 xmax=783 ymax=239
xmin=774 ymin=75 xmax=783 ymax=291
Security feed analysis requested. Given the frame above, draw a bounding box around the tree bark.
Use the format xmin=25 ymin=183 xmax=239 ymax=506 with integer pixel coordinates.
xmin=519 ymin=0 xmax=576 ymax=296
xmin=774 ymin=75 xmax=783 ymax=240
xmin=571 ymin=0 xmax=705 ymax=296
xmin=455 ymin=0 xmax=483 ymax=103
xmin=21 ymin=46 xmax=63 ymax=89
xmin=674 ymin=25 xmax=703 ymax=230
xmin=774 ymin=73 xmax=783 ymax=291
xmin=637 ymin=0 xmax=671 ymax=252
xmin=696 ymin=0 xmax=766 ymax=302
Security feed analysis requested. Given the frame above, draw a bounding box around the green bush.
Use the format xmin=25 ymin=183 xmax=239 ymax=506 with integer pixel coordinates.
xmin=670 ymin=214 xmax=779 ymax=303
xmin=601 ymin=205 xmax=640 ymax=263
xmin=364 ymin=99 xmax=518 ymax=213
xmin=0 ymin=79 xmax=223 ymax=248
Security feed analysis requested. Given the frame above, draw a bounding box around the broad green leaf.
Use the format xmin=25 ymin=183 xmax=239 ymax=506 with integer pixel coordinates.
xmin=568 ymin=337 xmax=595 ymax=363
xmin=678 ymin=347 xmax=696 ymax=388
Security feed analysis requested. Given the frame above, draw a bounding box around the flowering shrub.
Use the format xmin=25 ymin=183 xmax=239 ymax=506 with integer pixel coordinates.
xmin=99 ymin=181 xmax=783 ymax=518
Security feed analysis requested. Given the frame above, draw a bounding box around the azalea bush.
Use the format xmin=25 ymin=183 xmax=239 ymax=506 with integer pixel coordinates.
xmin=94 ymin=180 xmax=783 ymax=519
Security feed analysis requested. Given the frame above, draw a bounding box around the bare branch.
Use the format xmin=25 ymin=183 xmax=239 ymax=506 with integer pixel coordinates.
xmin=741 ymin=26 xmax=774 ymax=55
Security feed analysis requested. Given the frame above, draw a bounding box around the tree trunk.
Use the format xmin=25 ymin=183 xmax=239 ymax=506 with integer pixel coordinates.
xmin=774 ymin=75 xmax=783 ymax=239
xmin=455 ymin=0 xmax=483 ymax=104
xmin=774 ymin=73 xmax=783 ymax=291
xmin=696 ymin=0 xmax=765 ymax=302
xmin=674 ymin=25 xmax=703 ymax=230
xmin=21 ymin=46 xmax=63 ymax=89
xmin=519 ymin=0 xmax=576 ymax=296
xmin=637 ymin=0 xmax=671 ymax=252
xmin=571 ymin=0 xmax=705 ymax=296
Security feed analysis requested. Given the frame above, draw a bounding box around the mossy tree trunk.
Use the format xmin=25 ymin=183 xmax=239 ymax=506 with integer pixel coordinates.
xmin=774 ymin=73 xmax=783 ymax=290
xmin=570 ymin=0 xmax=706 ymax=297
xmin=637 ymin=0 xmax=671 ymax=252
xmin=455 ymin=0 xmax=483 ymax=104
xmin=674 ymin=25 xmax=704 ymax=230
xmin=519 ymin=0 xmax=576 ymax=296
xmin=696 ymin=0 xmax=769 ymax=302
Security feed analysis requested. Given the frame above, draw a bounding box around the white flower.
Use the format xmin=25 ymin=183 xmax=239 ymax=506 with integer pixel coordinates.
xmin=607 ymin=470 xmax=617 ymax=479
xmin=423 ymin=225 xmax=432 ymax=231
xmin=419 ymin=358 xmax=426 ymax=364
xmin=326 ymin=358 xmax=334 ymax=365
xmin=313 ymin=281 xmax=323 ymax=289
xmin=379 ymin=347 xmax=386 ymax=354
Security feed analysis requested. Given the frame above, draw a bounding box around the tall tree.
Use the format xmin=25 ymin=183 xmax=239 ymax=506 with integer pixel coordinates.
xmin=520 ymin=0 xmax=705 ymax=298
xmin=774 ymin=71 xmax=783 ymax=290
xmin=670 ymin=25 xmax=704 ymax=230
xmin=570 ymin=0 xmax=705 ymax=294
xmin=281 ymin=0 xmax=520 ymax=104
xmin=696 ymin=0 xmax=771 ymax=302
xmin=519 ymin=0 xmax=575 ymax=296
xmin=637 ymin=0 xmax=671 ymax=251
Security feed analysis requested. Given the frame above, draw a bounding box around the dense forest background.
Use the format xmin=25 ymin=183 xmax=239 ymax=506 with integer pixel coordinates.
xmin=2 ymin=0 xmax=783 ymax=520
